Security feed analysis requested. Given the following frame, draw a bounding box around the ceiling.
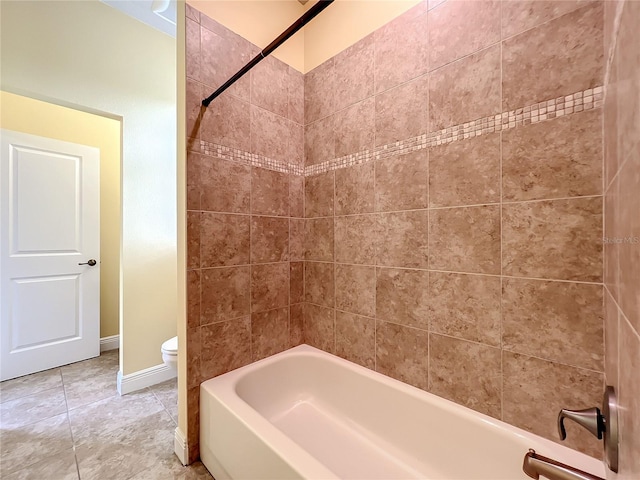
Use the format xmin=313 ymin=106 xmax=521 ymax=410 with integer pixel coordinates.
xmin=100 ymin=0 xmax=177 ymax=37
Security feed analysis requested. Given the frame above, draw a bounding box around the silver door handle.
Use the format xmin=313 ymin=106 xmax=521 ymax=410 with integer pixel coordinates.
xmin=78 ymin=259 xmax=97 ymax=266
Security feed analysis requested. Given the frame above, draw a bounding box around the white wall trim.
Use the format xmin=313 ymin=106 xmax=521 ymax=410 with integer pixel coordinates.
xmin=174 ymin=427 xmax=188 ymax=466
xmin=100 ymin=334 xmax=119 ymax=352
xmin=116 ymin=363 xmax=176 ymax=395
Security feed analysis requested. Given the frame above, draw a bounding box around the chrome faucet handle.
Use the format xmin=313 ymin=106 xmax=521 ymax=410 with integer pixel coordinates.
xmin=557 ymin=407 xmax=604 ymax=441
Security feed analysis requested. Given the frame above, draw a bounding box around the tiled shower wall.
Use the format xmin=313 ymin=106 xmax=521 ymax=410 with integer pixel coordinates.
xmin=184 ymin=0 xmax=621 ymax=465
xmin=302 ymin=0 xmax=606 ymax=458
xmin=603 ymin=0 xmax=640 ymax=478
xmin=185 ymin=5 xmax=304 ymax=462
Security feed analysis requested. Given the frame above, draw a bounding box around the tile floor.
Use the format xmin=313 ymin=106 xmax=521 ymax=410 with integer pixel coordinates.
xmin=0 ymin=350 xmax=213 ymax=479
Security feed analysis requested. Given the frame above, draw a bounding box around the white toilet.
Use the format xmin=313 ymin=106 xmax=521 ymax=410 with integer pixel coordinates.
xmin=161 ymin=336 xmax=178 ymax=370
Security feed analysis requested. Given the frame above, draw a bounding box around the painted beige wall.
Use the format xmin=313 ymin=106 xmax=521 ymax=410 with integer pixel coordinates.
xmin=186 ymin=0 xmax=420 ymax=73
xmin=0 ymin=0 xmax=177 ymax=375
xmin=0 ymin=91 xmax=121 ymax=339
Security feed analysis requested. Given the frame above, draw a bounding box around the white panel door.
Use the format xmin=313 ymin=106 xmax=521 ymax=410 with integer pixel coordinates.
xmin=0 ymin=129 xmax=100 ymax=381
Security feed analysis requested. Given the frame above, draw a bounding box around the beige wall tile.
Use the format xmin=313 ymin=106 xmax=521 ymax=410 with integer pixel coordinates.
xmin=375 ymin=151 xmax=428 ymax=212
xmin=290 ymin=262 xmax=304 ymax=305
xmin=502 ymin=3 xmax=604 ymax=110
xmin=374 ymin=4 xmax=428 ymax=93
xmin=200 ymin=213 xmax=250 ymax=267
xmin=187 ymin=270 xmax=201 ymax=330
xmin=429 ymin=334 xmax=502 ymax=418
xmin=502 ymin=0 xmax=595 ymax=39
xmin=304 ymin=115 xmax=335 ymax=167
xmin=187 ymin=211 xmax=200 ymax=270
xmin=304 ymin=261 xmax=334 ymax=308
xmin=376 ymin=321 xmax=428 ymax=390
xmin=428 ymin=0 xmax=500 ymax=71
xmin=429 ymin=45 xmax=500 ymax=131
xmin=186 ymin=327 xmax=201 ymax=390
xmin=251 ymin=216 xmax=289 ymax=264
xmin=288 ymin=66 xmax=304 ymax=125
xmin=290 ymin=303 xmax=304 ymax=347
xmin=200 ymin=156 xmax=251 ymax=213
xmin=290 ymin=175 xmax=304 ymax=218
xmin=290 ymin=218 xmax=305 ymax=261
xmin=335 ymin=311 xmax=375 ymax=369
xmin=200 ymin=25 xmax=255 ymax=101
xmin=604 ymin=290 xmax=619 ymax=388
xmin=502 ymin=197 xmax=603 ymax=282
xmin=503 ymin=351 xmax=603 ymax=458
xmin=376 ymin=210 xmax=429 ymax=268
xmin=502 ymin=110 xmax=602 ymax=201
xmin=251 ymin=307 xmax=289 ymax=361
xmin=334 ymin=35 xmax=374 ymax=111
xmin=335 ymin=264 xmax=376 ymax=317
xmin=186 ymin=151 xmax=201 ymax=211
xmin=334 ymin=98 xmax=375 ymax=158
xmin=615 ymin=0 xmax=640 ymax=163
xmin=429 ymin=133 xmax=500 ymax=207
xmin=304 ymin=218 xmax=334 ymax=262
xmin=335 ymin=163 xmax=375 ymax=215
xmin=429 ymin=205 xmax=501 ymax=274
xmin=617 ymin=154 xmax=640 ymax=332
xmin=375 ymin=75 xmax=428 ymax=146
xmin=429 ymin=272 xmax=501 ymax=347
xmin=200 ymin=266 xmax=250 ymax=324
xmin=200 ymin=317 xmax=252 ymax=379
xmin=305 ymin=171 xmax=334 ymax=218
xmin=250 ymin=106 xmax=301 ymax=164
xmin=502 ymin=278 xmax=604 ymax=371
xmin=186 ymin=18 xmax=201 ymax=81
xmin=305 ymin=59 xmax=335 ymax=124
xmin=250 ymin=55 xmax=288 ymax=118
xmin=304 ymin=303 xmax=335 ymax=353
xmin=201 ymin=92 xmax=251 ymax=151
xmin=376 ymin=268 xmax=429 ymax=329
xmin=251 ymin=263 xmax=289 ymax=313
xmin=334 ymin=215 xmax=376 ymax=265
xmin=251 ymin=168 xmax=289 ymax=217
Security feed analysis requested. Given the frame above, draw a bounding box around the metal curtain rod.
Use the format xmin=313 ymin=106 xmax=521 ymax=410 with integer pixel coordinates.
xmin=202 ymin=0 xmax=335 ymax=108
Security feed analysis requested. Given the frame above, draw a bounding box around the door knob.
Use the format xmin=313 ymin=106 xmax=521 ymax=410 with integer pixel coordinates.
xmin=78 ymin=259 xmax=97 ymax=266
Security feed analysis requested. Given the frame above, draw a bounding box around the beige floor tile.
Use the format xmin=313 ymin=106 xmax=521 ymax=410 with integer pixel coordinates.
xmin=0 ymin=386 xmax=67 ymax=429
xmin=3 ymin=448 xmax=78 ymax=480
xmin=0 ymin=412 xmax=72 ymax=476
xmin=0 ymin=368 xmax=62 ymax=404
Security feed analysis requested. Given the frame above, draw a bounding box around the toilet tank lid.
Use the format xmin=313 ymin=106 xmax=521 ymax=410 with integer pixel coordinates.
xmin=161 ymin=336 xmax=178 ymax=353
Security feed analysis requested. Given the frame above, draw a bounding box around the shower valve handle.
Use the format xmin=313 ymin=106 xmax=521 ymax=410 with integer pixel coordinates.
xmin=558 ymin=407 xmax=604 ymax=440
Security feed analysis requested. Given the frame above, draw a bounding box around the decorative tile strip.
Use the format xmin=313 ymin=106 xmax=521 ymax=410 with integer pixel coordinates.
xmin=199 ymin=140 xmax=304 ymax=176
xmin=305 ymin=85 xmax=603 ymax=176
xmin=195 ymin=85 xmax=603 ymax=178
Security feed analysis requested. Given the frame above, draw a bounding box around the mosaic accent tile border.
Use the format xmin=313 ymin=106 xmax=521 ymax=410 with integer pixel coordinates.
xmin=198 ymin=140 xmax=304 ymax=176
xmin=195 ymin=86 xmax=602 ymax=177
xmin=307 ymin=86 xmax=604 ymax=176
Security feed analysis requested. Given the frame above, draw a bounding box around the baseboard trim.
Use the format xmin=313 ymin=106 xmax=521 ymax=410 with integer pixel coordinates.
xmin=116 ymin=363 xmax=176 ymax=395
xmin=174 ymin=427 xmax=188 ymax=466
xmin=100 ymin=335 xmax=119 ymax=352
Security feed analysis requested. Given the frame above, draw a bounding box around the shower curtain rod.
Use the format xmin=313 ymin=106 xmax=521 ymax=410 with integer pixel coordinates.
xmin=202 ymin=0 xmax=335 ymax=108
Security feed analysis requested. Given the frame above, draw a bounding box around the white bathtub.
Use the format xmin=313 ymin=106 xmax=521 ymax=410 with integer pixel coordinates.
xmin=200 ymin=344 xmax=605 ymax=479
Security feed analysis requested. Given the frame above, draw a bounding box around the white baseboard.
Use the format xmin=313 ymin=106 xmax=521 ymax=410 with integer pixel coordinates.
xmin=100 ymin=335 xmax=119 ymax=352
xmin=116 ymin=363 xmax=176 ymax=395
xmin=174 ymin=427 xmax=188 ymax=466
